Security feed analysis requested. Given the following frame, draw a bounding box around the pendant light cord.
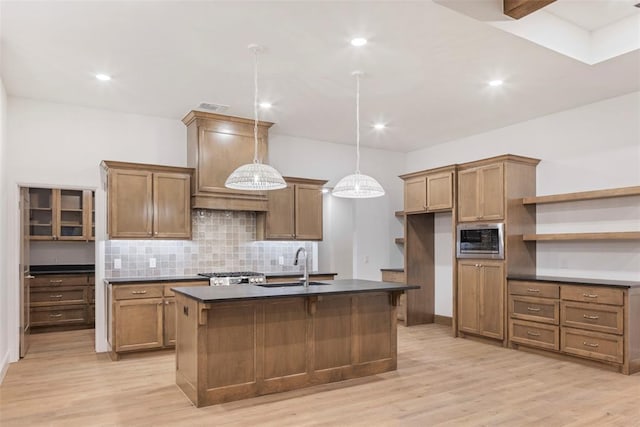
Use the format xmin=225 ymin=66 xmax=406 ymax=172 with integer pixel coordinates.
xmin=355 ymin=73 xmax=361 ymax=174
xmin=253 ymin=47 xmax=259 ymax=164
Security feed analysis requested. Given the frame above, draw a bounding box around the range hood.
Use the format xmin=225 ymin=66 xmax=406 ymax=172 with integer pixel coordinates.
xmin=183 ymin=110 xmax=274 ymax=211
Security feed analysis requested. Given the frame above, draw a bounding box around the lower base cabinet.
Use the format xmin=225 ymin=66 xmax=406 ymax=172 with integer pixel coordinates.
xmin=108 ymin=280 xmax=208 ymax=360
xmin=457 ymin=261 xmax=504 ymax=340
xmin=508 ymin=279 xmax=640 ymax=375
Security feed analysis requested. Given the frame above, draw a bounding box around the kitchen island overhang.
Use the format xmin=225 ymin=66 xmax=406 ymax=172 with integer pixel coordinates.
xmin=172 ymin=279 xmax=419 ymax=407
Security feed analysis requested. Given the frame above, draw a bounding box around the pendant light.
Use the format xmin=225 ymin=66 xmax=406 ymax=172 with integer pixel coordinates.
xmin=225 ymin=44 xmax=286 ymax=191
xmin=332 ymin=71 xmax=385 ymax=198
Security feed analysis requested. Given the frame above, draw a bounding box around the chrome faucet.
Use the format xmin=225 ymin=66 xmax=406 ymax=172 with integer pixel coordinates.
xmin=294 ymin=247 xmax=309 ymax=287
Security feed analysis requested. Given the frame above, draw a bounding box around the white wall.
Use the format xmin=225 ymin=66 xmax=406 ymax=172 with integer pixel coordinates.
xmin=405 ymin=91 xmax=640 ymax=316
xmin=0 ymin=78 xmax=10 ymax=382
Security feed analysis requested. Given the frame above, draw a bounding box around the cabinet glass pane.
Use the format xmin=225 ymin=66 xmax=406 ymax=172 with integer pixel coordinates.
xmin=29 ymin=188 xmax=53 ymax=237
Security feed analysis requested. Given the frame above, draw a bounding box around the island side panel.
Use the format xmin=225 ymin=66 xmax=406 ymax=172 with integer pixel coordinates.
xmin=312 ymin=295 xmax=353 ymax=383
xmin=175 ymin=293 xmax=200 ymax=406
xmin=354 ymin=292 xmax=396 ymax=372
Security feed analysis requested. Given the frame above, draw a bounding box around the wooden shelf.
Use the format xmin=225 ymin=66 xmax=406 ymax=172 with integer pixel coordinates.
xmin=394 ymin=238 xmax=405 ymax=245
xmin=523 ymin=185 xmax=640 ymax=205
xmin=523 ymin=232 xmax=640 ymax=241
xmin=395 ymin=211 xmax=405 ymax=217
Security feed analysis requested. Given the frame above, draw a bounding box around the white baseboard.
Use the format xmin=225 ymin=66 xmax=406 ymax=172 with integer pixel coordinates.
xmin=0 ymin=350 xmax=10 ymax=384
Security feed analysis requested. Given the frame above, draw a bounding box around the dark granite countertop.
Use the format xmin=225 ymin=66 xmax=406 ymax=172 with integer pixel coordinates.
xmin=264 ymin=271 xmax=337 ymax=278
xmin=507 ymin=274 xmax=640 ymax=289
xmin=380 ymin=268 xmax=404 ymax=272
xmin=104 ymin=276 xmax=208 ymax=285
xmin=31 ymin=264 xmax=95 ymax=275
xmin=172 ymin=279 xmax=419 ymax=303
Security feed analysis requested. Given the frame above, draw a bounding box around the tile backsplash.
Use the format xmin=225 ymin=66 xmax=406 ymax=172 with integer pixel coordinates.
xmin=104 ymin=210 xmax=314 ymax=278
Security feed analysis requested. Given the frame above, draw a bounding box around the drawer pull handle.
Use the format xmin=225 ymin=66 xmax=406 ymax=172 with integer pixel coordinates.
xmin=131 ymin=290 xmax=147 ymax=295
xmin=526 ymin=307 xmax=541 ymax=312
xmin=583 ymin=341 xmax=599 ymax=348
xmin=49 ymin=280 xmax=63 ymax=285
xmin=527 ymin=288 xmax=540 ymax=293
xmin=582 ymin=293 xmax=598 ymax=298
xmin=526 ymin=331 xmax=541 ymax=337
xmin=49 ymin=313 xmax=63 ymax=318
xmin=583 ymin=314 xmax=599 ymax=320
xmin=50 ymin=294 xmax=63 ymax=298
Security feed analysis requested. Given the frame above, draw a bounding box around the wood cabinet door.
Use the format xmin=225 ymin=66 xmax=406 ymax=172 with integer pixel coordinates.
xmin=197 ymin=128 xmax=266 ymax=194
xmin=82 ymin=190 xmax=95 ymax=241
xmin=457 ymin=261 xmax=480 ymax=334
xmin=28 ymin=188 xmax=56 ymax=240
xmin=164 ymin=298 xmax=176 ymax=347
xmin=154 ymin=172 xmax=191 ymax=239
xmin=457 ymin=169 xmax=479 ymax=222
xmin=426 ymin=171 xmax=453 ymax=212
xmin=479 ymin=261 xmax=505 ymax=340
xmin=265 ymin=185 xmax=295 ymax=239
xmin=479 ymin=164 xmax=504 ymax=220
xmin=108 ymin=169 xmax=153 ymax=238
xmin=294 ymin=184 xmax=323 ymax=240
xmin=404 ymin=176 xmax=427 ymax=214
xmin=114 ymin=298 xmax=163 ymax=352
xmin=57 ymin=189 xmax=87 ymax=241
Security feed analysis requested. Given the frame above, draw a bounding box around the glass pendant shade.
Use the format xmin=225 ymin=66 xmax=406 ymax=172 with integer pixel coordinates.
xmin=225 ymin=44 xmax=286 ymax=191
xmin=225 ymin=162 xmax=287 ymax=190
xmin=332 ymin=71 xmax=385 ymax=199
xmin=332 ymin=172 xmax=385 ymax=198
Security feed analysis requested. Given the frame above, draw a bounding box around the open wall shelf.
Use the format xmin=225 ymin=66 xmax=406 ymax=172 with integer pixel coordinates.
xmin=523 ymin=231 xmax=640 ymax=241
xmin=523 ymin=185 xmax=640 ymax=205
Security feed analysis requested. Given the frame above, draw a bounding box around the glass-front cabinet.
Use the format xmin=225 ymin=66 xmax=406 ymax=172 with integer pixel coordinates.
xmin=29 ymin=188 xmax=95 ymax=241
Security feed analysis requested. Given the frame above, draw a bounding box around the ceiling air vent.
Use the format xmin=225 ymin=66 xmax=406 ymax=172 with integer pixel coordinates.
xmin=197 ymin=102 xmax=229 ymax=113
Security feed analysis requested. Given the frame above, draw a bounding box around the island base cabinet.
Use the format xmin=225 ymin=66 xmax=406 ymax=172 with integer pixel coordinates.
xmin=175 ymin=292 xmax=400 ymax=407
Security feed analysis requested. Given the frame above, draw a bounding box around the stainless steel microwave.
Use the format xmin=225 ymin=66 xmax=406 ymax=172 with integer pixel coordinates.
xmin=456 ymin=223 xmax=504 ymax=259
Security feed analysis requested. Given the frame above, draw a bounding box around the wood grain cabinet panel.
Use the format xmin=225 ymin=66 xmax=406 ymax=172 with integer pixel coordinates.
xmin=509 ymin=319 xmax=559 ymax=351
xmin=403 ymin=176 xmax=427 ymax=214
xmin=402 ymin=168 xmax=454 ymax=214
xmin=510 ymin=295 xmax=559 ymax=325
xmin=257 ymin=177 xmax=327 ymax=241
xmin=263 ymin=299 xmax=308 ymax=380
xmin=114 ymin=298 xmax=164 ymax=352
xmin=426 ymin=171 xmax=454 ymax=212
xmin=457 ymin=261 xmax=504 ymax=340
xmin=561 ymin=285 xmax=623 ymax=306
xmin=29 ymin=188 xmax=95 ymax=241
xmin=314 ymin=296 xmax=352 ymax=370
xmin=102 ymin=161 xmax=193 ymax=240
xmin=561 ymin=327 xmax=623 ymax=364
xmin=561 ymin=301 xmax=623 ymax=335
xmin=457 ymin=163 xmax=504 ymax=222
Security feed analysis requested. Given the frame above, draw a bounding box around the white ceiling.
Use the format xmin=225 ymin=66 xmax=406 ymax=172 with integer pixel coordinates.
xmin=1 ymin=1 xmax=639 ymax=153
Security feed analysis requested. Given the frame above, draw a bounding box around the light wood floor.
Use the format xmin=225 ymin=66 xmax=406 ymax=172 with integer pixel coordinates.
xmin=1 ymin=325 xmax=639 ymax=426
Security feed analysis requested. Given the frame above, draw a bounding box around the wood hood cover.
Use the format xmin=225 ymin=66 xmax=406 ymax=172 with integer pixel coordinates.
xmin=183 ymin=110 xmax=275 ymax=211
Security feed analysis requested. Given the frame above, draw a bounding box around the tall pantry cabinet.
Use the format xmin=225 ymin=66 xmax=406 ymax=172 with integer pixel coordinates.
xmin=455 ymin=155 xmax=539 ymax=344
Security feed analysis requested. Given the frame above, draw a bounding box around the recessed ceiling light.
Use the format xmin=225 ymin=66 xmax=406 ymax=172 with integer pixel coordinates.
xmin=489 ymin=79 xmax=503 ymax=87
xmin=374 ymin=123 xmax=386 ymax=130
xmin=95 ymin=73 xmax=111 ymax=81
xmin=350 ymin=37 xmax=367 ymax=47
xmin=259 ymin=102 xmax=272 ymax=109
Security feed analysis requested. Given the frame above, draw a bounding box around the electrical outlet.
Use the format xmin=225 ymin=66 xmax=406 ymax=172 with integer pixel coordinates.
xmin=114 ymin=258 xmax=121 ymax=269
xmin=278 ymin=256 xmax=284 ymax=265
xmin=149 ymin=258 xmax=157 ymax=268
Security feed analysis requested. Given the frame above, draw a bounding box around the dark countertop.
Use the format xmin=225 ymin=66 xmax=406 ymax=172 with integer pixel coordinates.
xmin=31 ymin=264 xmax=95 ymax=275
xmin=380 ymin=268 xmax=404 ymax=272
xmin=264 ymin=271 xmax=337 ymax=278
xmin=104 ymin=276 xmax=208 ymax=285
xmin=172 ymin=279 xmax=419 ymax=303
xmin=507 ymin=274 xmax=640 ymax=289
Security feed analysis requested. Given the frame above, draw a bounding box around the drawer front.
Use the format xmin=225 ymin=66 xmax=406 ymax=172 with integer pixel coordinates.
xmin=561 ymin=327 xmax=623 ymax=364
xmin=31 ymin=305 xmax=87 ymax=326
xmin=561 ymin=301 xmax=623 ymax=335
xmin=561 ymin=285 xmax=623 ymax=306
xmin=113 ymin=285 xmax=163 ymax=300
xmin=31 ymin=274 xmax=90 ymax=287
xmin=509 ymin=319 xmax=559 ymax=351
xmin=382 ymin=271 xmax=405 ymax=284
xmin=510 ymin=296 xmax=559 ymax=325
xmin=509 ymin=281 xmax=559 ymax=299
xmin=164 ymin=281 xmax=209 ymax=297
xmin=31 ymin=286 xmax=86 ymax=306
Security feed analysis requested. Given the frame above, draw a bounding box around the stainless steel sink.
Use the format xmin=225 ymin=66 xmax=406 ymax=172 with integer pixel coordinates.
xmin=255 ymin=282 xmax=332 ymax=288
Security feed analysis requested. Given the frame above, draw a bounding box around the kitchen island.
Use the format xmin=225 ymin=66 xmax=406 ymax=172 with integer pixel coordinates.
xmin=173 ymin=279 xmax=418 ymax=407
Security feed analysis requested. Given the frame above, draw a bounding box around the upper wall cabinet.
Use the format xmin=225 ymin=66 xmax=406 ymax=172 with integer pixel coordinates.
xmin=182 ymin=111 xmax=274 ymax=211
xmin=400 ymin=166 xmax=455 ymax=214
xmin=257 ymin=177 xmax=327 ymax=241
xmin=458 ymin=163 xmax=504 ymax=222
xmin=101 ymin=161 xmax=193 ymax=240
xmin=29 ymin=188 xmax=95 ymax=241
